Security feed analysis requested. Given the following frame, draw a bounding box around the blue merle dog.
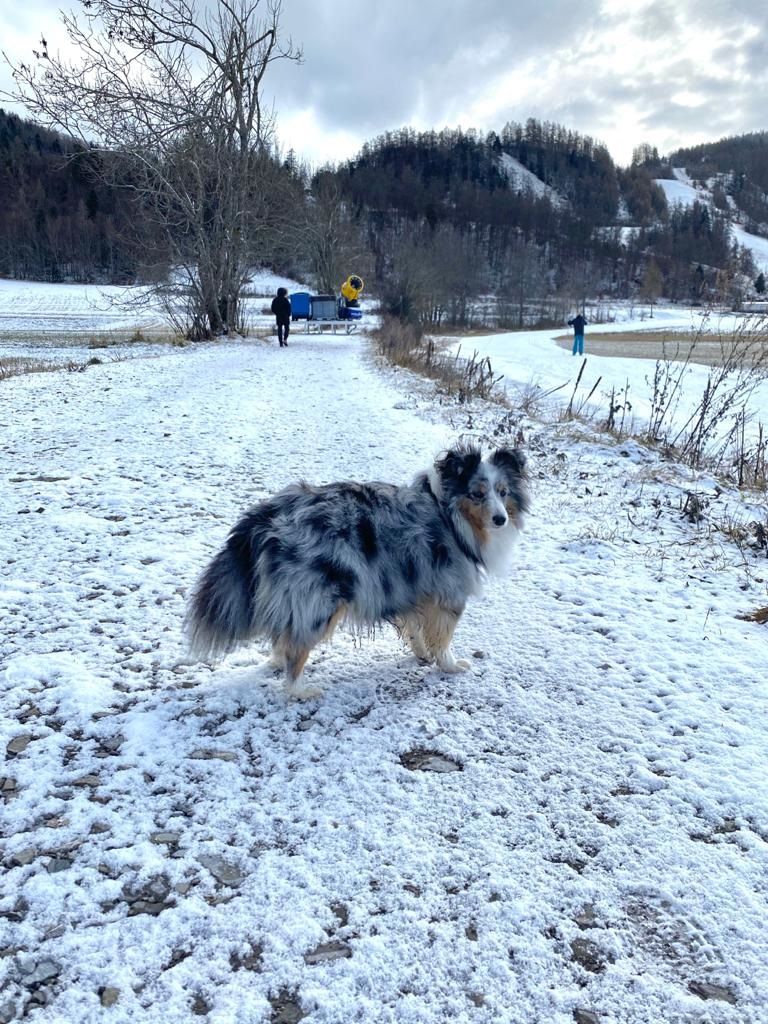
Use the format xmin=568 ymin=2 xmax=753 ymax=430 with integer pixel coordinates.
xmin=186 ymin=444 xmax=529 ymax=698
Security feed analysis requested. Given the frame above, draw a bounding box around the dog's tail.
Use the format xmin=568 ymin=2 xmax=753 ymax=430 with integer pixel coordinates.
xmin=185 ymin=525 xmax=257 ymax=661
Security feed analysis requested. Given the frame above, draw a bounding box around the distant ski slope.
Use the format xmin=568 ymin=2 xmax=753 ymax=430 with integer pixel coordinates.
xmin=499 ymin=152 xmax=566 ymax=207
xmin=655 ymin=168 xmax=768 ymax=271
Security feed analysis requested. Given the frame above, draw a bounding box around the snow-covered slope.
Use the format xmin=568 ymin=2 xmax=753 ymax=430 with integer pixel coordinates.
xmin=499 ymin=153 xmax=566 ymax=207
xmin=654 ymin=168 xmax=768 ymax=272
xmin=1 ymin=322 xmax=767 ymax=1023
xmin=653 ymin=168 xmax=702 ymax=209
xmin=732 ymin=224 xmax=768 ymax=271
xmin=244 ymin=268 xmax=306 ymax=297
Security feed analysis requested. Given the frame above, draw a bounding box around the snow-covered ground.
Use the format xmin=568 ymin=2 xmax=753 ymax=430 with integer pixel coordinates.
xmin=1 ymin=309 xmax=767 ymax=1022
xmin=0 ymin=270 xmax=305 ymax=361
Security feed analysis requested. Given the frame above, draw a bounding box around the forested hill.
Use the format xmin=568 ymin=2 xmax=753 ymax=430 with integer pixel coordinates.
xmin=337 ymin=122 xmax=768 ymax=238
xmin=669 ymin=132 xmax=768 ymax=232
xmin=328 ymin=121 xmax=759 ymax=318
xmin=2 ymin=108 xmax=768 ymax=321
xmin=0 ymin=109 xmax=135 ymax=282
xmin=337 ymin=122 xmax=623 ymax=229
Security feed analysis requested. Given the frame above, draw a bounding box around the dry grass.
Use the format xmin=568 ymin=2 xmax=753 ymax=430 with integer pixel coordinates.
xmin=373 ymin=318 xmax=505 ymax=404
xmin=87 ymin=328 xmax=186 ymax=348
xmin=0 ymin=328 xmax=185 ymax=350
xmin=0 ymin=327 xmax=188 ymax=381
xmin=425 ymin=325 xmax=511 ymax=338
xmin=0 ymin=354 xmax=111 ymax=380
xmin=0 ymin=356 xmax=59 ymax=380
xmin=554 ymin=330 xmax=768 ymax=367
xmin=737 ymin=606 xmax=768 ymax=624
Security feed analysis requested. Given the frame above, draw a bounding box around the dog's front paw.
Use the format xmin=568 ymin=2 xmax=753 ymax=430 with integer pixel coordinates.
xmin=436 ymin=652 xmax=471 ymax=674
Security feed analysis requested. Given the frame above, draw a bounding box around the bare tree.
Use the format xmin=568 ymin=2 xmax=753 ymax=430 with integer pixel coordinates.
xmin=4 ymin=0 xmax=301 ymax=338
xmin=640 ymin=258 xmax=663 ymax=317
xmin=293 ymin=171 xmax=369 ymax=296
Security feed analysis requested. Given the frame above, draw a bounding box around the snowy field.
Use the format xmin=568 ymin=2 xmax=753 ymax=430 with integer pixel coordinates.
xmin=1 ymin=297 xmax=768 ymax=1024
xmin=450 ymin=305 xmax=768 ymax=444
xmin=0 ymin=270 xmax=304 ymax=364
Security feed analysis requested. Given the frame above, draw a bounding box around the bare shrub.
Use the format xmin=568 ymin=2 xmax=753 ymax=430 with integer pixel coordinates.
xmin=605 ymin=379 xmax=633 ymax=436
xmin=509 ymin=380 xmax=547 ymax=418
xmin=0 ymin=356 xmax=58 ymax=380
xmin=373 ymin=317 xmax=504 ymax=404
xmin=681 ymin=492 xmax=708 ymax=524
xmin=644 ymin=316 xmax=768 ymax=475
xmin=561 ymin=358 xmax=602 ymax=421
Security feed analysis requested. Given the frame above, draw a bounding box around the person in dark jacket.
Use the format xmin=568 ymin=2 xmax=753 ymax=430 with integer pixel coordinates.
xmin=567 ymin=313 xmax=588 ymax=356
xmin=271 ymin=287 xmax=292 ymax=347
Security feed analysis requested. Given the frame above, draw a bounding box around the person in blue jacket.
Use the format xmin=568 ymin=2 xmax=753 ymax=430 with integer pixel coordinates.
xmin=568 ymin=313 xmax=588 ymax=355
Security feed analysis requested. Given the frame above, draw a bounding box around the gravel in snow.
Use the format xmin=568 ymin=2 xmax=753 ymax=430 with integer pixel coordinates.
xmin=1 ymin=330 xmax=767 ymax=1023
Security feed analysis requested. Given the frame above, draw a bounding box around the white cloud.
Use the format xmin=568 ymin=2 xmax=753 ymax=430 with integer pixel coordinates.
xmin=2 ymin=0 xmax=767 ymax=167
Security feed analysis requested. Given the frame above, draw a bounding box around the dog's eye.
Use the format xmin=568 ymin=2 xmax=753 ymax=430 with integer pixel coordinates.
xmin=498 ymin=488 xmax=508 ymax=498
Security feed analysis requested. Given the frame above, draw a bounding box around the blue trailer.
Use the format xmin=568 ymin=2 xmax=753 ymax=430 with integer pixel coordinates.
xmin=287 ymin=288 xmax=364 ymax=334
xmin=289 ymin=291 xmax=311 ymax=320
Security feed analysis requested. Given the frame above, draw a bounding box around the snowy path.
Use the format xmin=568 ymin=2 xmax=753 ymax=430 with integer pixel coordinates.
xmin=1 ymin=335 xmax=767 ymax=1024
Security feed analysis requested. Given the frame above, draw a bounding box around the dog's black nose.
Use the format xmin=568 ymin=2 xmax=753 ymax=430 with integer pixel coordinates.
xmin=493 ymin=514 xmax=507 ymax=527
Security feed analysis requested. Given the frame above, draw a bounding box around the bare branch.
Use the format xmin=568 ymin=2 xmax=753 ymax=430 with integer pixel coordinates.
xmin=3 ymin=0 xmax=302 ymax=338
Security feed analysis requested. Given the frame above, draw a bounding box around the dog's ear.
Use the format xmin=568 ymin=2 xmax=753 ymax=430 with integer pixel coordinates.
xmin=490 ymin=447 xmax=527 ymax=477
xmin=434 ymin=445 xmax=482 ymax=487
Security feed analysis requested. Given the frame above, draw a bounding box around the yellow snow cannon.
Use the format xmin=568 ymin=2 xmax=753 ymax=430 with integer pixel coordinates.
xmin=341 ymin=275 xmax=364 ymax=303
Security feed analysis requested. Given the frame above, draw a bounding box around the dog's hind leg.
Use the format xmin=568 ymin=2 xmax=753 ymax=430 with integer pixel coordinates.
xmin=280 ymin=606 xmax=347 ymax=700
xmin=321 ymin=604 xmax=348 ymax=643
xmin=420 ymin=602 xmax=471 ymax=673
xmin=282 ymin=643 xmax=321 ymax=699
xmin=266 ymin=651 xmax=286 ymax=672
xmin=265 ymin=636 xmax=287 ymax=672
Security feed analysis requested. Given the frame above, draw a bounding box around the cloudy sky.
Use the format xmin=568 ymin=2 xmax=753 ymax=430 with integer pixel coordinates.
xmin=2 ymin=0 xmax=767 ymax=167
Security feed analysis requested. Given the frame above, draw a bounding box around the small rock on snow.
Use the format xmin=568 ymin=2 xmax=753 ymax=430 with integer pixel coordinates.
xmin=688 ymin=981 xmax=737 ymax=1004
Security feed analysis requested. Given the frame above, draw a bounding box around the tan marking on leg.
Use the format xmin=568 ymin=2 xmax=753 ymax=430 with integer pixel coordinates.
xmin=266 ymin=644 xmax=286 ymax=671
xmin=397 ymin=612 xmax=430 ymax=661
xmin=419 ymin=601 xmax=470 ymax=672
xmin=420 ymin=600 xmax=458 ymax=654
xmin=321 ymin=604 xmax=347 ymax=642
xmin=285 ymin=645 xmax=311 ymax=683
xmin=278 ymin=638 xmax=322 ymax=699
